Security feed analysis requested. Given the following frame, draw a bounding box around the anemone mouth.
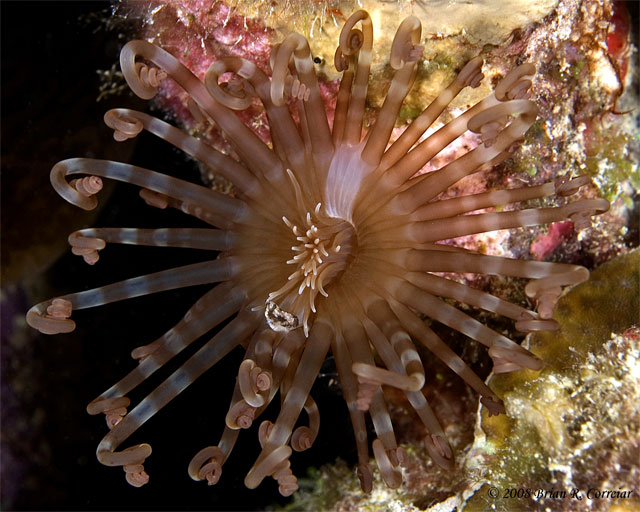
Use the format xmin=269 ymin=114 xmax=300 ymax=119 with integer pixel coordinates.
xmin=266 ymin=202 xmax=357 ymax=337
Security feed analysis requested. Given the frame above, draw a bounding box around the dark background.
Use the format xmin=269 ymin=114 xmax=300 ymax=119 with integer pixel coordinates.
xmin=1 ymin=2 xmax=355 ymax=510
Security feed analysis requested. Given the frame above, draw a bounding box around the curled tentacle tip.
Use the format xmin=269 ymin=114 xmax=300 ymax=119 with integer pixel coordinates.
xmin=340 ymin=27 xmax=364 ymax=58
xmin=457 ymin=56 xmax=484 ymax=88
xmin=239 ymin=359 xmax=270 ymax=407
xmin=104 ymin=110 xmax=143 ymax=141
xmin=105 ymin=410 xmax=127 ymax=429
xmin=119 ymin=41 xmax=168 ymax=100
xmin=136 ymin=62 xmax=167 ymax=95
xmin=432 ymin=435 xmax=452 ymax=460
xmin=124 ymin=464 xmax=150 ymax=487
xmin=334 ymin=47 xmax=350 ymax=72
xmin=273 ymin=458 xmax=298 ymax=496
xmin=71 ymin=176 xmax=103 ymax=197
xmin=69 ymin=234 xmax=105 ymax=265
xmin=205 ymin=59 xmax=254 ymax=110
xmin=237 ymin=415 xmax=253 ymax=429
xmin=495 ymin=62 xmax=536 ymax=101
xmin=391 ymin=42 xmax=424 ymax=70
xmin=424 ymin=434 xmax=454 ymax=470
xmin=258 ymin=420 xmax=274 ymax=449
xmin=337 ymin=10 xmax=371 ymax=69
xmin=555 ymin=175 xmax=590 ymax=197
xmin=87 ymin=396 xmax=131 ymax=416
xmin=279 ymin=484 xmax=298 ymax=497
xmin=480 ymin=396 xmax=506 ymax=416
xmin=145 ymin=65 xmax=167 ymax=88
xmin=372 ymin=439 xmax=403 ymax=488
xmin=357 ymin=463 xmax=373 ymax=493
xmin=26 ymin=299 xmax=76 ymax=335
xmin=389 ymin=15 xmax=422 ymax=69
xmin=77 ymin=250 xmax=99 ymax=265
xmin=87 ymin=396 xmax=130 ymax=428
xmin=291 ymin=426 xmax=314 ymax=451
xmin=47 ymin=298 xmax=72 ymax=319
xmin=200 ymin=461 xmax=222 ymax=485
xmin=255 ymin=371 xmax=271 ymax=391
xmin=188 ymin=446 xmax=224 ymax=484
xmin=515 ymin=311 xmax=560 ymax=332
xmin=226 ymin=400 xmax=256 ymax=430
xmin=567 ymin=199 xmax=610 ymax=230
xmin=525 ymin=284 xmax=562 ymax=319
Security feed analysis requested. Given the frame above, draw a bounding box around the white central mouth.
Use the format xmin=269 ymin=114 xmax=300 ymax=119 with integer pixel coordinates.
xmin=265 ymin=202 xmax=355 ymax=337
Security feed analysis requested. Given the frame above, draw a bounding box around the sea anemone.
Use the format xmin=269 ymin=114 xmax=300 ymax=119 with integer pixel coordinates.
xmin=26 ymin=10 xmax=609 ymax=495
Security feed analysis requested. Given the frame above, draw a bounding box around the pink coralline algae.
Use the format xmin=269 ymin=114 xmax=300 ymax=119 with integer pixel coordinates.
xmin=530 ymin=221 xmax=575 ymax=261
xmin=26 ymin=8 xmax=609 ymax=499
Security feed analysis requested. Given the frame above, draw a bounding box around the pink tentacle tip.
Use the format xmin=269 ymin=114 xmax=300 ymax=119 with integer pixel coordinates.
xmin=71 ymin=176 xmax=103 ymax=197
xmin=534 ymin=287 xmax=562 ymax=319
xmin=104 ymin=111 xmax=144 ymax=141
xmin=87 ymin=396 xmax=130 ymax=428
xmin=291 ymin=426 xmax=313 ymax=451
xmin=255 ymin=370 xmax=271 ymax=391
xmin=272 ymin=458 xmax=298 ymax=496
xmin=226 ymin=401 xmax=256 ymax=429
xmin=69 ymin=234 xmax=105 ymax=265
xmin=124 ymin=464 xmax=150 ymax=487
xmin=105 ymin=408 xmax=128 ymax=429
xmin=47 ymin=298 xmax=72 ymax=319
xmin=456 ymin=57 xmax=484 ymax=88
xmin=28 ymin=298 xmax=76 ymax=335
xmin=200 ymin=461 xmax=223 ymax=485
xmin=189 ymin=446 xmax=225 ymax=485
xmin=137 ymin=63 xmax=166 ymax=89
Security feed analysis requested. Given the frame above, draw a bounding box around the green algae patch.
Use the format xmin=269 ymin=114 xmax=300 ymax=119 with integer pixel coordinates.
xmin=585 ymin=124 xmax=640 ymax=206
xmin=529 ymin=249 xmax=639 ymax=368
xmin=466 ymin=249 xmax=640 ymax=512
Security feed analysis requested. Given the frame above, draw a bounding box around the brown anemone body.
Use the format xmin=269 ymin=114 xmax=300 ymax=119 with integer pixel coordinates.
xmin=27 ymin=11 xmax=608 ymax=496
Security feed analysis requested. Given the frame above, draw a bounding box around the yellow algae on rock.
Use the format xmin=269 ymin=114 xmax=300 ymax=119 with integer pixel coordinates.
xmin=229 ymin=0 xmax=559 ymax=108
xmin=466 ymin=249 xmax=640 ymax=512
